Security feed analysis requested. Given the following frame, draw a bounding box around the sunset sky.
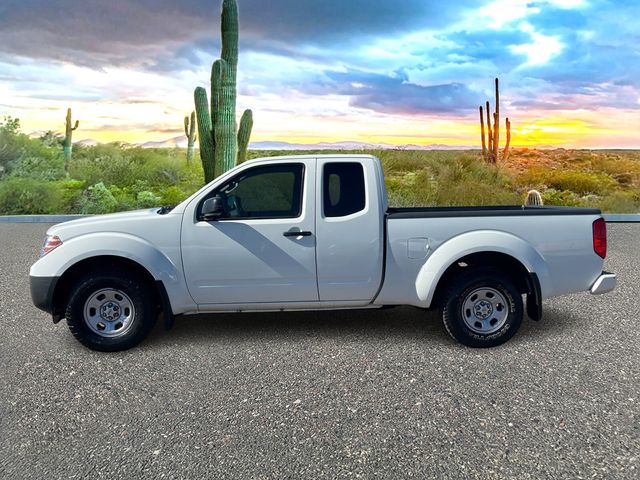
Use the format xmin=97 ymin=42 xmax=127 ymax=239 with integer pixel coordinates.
xmin=0 ymin=0 xmax=638 ymax=148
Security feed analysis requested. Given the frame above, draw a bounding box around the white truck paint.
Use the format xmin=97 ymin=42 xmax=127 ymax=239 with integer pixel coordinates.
xmin=30 ymin=155 xmax=616 ymax=351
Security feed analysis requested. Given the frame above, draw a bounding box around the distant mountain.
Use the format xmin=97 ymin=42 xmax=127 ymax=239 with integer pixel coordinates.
xmin=26 ymin=133 xmax=479 ymax=150
xmin=76 ymin=138 xmax=99 ymax=146
xmin=139 ymin=136 xmax=188 ymax=149
xmin=248 ymin=140 xmax=477 ymax=150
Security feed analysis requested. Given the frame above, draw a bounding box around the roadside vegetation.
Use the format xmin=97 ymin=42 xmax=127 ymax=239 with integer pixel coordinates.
xmin=1 ymin=117 xmax=639 ymax=214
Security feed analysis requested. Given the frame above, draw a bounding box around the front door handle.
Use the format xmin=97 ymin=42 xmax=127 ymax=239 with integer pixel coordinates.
xmin=283 ymin=230 xmax=312 ymax=237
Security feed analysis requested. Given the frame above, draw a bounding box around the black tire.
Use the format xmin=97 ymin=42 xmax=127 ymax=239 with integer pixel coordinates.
xmin=65 ymin=270 xmax=157 ymax=352
xmin=441 ymin=269 xmax=523 ymax=348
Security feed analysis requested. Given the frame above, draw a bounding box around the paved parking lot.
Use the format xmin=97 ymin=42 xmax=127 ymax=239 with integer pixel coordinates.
xmin=1 ymin=223 xmax=638 ymax=479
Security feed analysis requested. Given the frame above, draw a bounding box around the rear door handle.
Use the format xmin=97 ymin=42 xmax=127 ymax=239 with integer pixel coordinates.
xmin=283 ymin=230 xmax=312 ymax=237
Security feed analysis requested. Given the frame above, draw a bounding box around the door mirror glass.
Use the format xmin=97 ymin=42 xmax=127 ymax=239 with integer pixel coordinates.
xmin=201 ymin=195 xmax=224 ymax=221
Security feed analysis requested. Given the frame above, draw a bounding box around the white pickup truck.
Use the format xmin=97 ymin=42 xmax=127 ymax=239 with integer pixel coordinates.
xmin=30 ymin=154 xmax=616 ymax=351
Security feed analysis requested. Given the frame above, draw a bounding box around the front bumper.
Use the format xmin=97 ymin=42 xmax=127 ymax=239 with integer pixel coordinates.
xmin=30 ymin=275 xmax=59 ymax=314
xmin=590 ymin=272 xmax=617 ymax=295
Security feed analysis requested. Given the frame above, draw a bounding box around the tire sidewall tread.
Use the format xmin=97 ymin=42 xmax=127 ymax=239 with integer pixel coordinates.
xmin=441 ymin=268 xmax=523 ymax=348
xmin=65 ymin=271 xmax=156 ymax=352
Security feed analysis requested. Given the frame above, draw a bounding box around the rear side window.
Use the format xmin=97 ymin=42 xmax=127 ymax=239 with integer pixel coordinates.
xmin=323 ymin=162 xmax=366 ymax=217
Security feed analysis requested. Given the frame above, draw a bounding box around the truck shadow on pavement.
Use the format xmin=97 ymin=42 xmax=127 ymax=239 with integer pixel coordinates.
xmin=144 ymin=304 xmax=581 ymax=348
xmin=146 ymin=306 xmax=447 ymax=346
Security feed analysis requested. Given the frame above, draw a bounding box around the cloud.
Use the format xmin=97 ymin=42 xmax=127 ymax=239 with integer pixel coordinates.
xmin=309 ymin=70 xmax=480 ymax=116
xmin=0 ymin=0 xmax=478 ymax=68
xmin=0 ymin=1 xmax=212 ymax=67
xmin=1 ymin=0 xmax=639 ymax=145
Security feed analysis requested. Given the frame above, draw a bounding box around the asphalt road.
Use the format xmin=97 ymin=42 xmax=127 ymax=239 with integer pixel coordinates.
xmin=1 ymin=223 xmax=638 ymax=479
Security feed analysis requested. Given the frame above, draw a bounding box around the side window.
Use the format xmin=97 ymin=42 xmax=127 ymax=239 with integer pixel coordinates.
xmin=212 ymin=164 xmax=304 ymax=219
xmin=323 ymin=162 xmax=366 ymax=217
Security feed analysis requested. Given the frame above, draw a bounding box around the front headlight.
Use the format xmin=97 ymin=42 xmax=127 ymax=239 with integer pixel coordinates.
xmin=40 ymin=235 xmax=63 ymax=257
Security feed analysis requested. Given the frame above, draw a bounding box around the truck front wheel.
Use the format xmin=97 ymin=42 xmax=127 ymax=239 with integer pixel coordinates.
xmin=65 ymin=271 xmax=157 ymax=352
xmin=441 ymin=269 xmax=523 ymax=348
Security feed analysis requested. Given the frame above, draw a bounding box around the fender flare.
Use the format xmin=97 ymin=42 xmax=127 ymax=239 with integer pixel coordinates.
xmin=415 ymin=230 xmax=551 ymax=307
xmin=33 ymin=232 xmax=190 ymax=315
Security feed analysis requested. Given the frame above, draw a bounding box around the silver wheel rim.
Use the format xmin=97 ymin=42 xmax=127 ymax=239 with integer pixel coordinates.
xmin=461 ymin=287 xmax=509 ymax=335
xmin=83 ymin=288 xmax=136 ymax=338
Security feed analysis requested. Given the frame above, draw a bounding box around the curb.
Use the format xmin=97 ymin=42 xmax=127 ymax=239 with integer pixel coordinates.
xmin=602 ymin=214 xmax=640 ymax=223
xmin=0 ymin=215 xmax=90 ymax=223
xmin=1 ymin=213 xmax=639 ymax=223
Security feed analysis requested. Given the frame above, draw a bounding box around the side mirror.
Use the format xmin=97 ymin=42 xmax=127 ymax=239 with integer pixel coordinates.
xmin=200 ymin=195 xmax=224 ymax=221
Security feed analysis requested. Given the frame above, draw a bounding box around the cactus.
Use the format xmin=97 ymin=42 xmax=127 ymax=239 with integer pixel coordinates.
xmin=237 ymin=109 xmax=253 ymax=164
xmin=525 ymin=190 xmax=543 ymax=206
xmin=63 ymin=108 xmax=79 ymax=166
xmin=504 ymin=118 xmax=511 ymax=161
xmin=479 ymin=78 xmax=510 ymax=164
xmin=194 ymin=0 xmax=253 ymax=183
xmin=184 ymin=111 xmax=197 ymax=164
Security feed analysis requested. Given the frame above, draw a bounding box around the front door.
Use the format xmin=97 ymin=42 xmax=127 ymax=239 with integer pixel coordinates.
xmin=181 ymin=159 xmax=318 ymax=305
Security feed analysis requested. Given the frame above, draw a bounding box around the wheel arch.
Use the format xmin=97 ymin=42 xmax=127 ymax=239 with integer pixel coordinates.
xmin=430 ymin=251 xmax=537 ymax=309
xmin=415 ymin=230 xmax=550 ymax=311
xmin=51 ymin=255 xmax=174 ymax=328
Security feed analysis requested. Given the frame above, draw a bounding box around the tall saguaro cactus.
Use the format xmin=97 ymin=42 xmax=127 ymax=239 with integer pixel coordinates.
xmin=184 ymin=111 xmax=197 ymax=164
xmin=195 ymin=0 xmax=253 ymax=183
xmin=63 ymin=108 xmax=79 ymax=165
xmin=479 ymin=78 xmax=511 ymax=164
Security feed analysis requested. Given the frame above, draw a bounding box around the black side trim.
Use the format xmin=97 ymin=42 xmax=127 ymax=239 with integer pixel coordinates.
xmin=387 ymin=205 xmax=601 ymax=219
xmin=370 ymin=213 xmax=388 ymax=304
xmin=30 ymin=275 xmax=59 ymax=316
xmin=526 ymin=273 xmax=543 ymax=321
xmin=155 ymin=281 xmax=175 ymax=330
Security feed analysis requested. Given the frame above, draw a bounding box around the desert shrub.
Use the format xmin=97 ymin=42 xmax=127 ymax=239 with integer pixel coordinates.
xmin=160 ymin=186 xmax=190 ymax=205
xmin=69 ymin=144 xmax=132 ymax=186
xmin=383 ymin=151 xmax=520 ymax=207
xmin=587 ymin=155 xmax=640 ymax=187
xmin=136 ymin=190 xmax=161 ymax=208
xmin=57 ymin=179 xmax=85 ymax=213
xmin=10 ymin=153 xmax=66 ymax=181
xmin=540 ymin=188 xmax=582 ymax=206
xmin=103 ymin=185 xmax=135 ymax=211
xmin=0 ymin=117 xmax=67 ymax=180
xmin=518 ymin=168 xmax=617 ymax=195
xmin=0 ymin=177 xmax=63 ymax=214
xmin=79 ymin=182 xmax=119 ymax=214
xmin=386 ymin=171 xmax=438 ymax=206
xmin=595 ymin=191 xmax=640 ymax=213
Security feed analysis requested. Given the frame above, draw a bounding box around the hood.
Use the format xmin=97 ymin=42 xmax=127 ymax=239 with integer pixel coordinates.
xmin=48 ymin=208 xmax=166 ymax=239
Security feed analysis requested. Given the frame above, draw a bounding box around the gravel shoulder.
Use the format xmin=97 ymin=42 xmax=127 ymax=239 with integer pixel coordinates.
xmin=0 ymin=223 xmax=638 ymax=479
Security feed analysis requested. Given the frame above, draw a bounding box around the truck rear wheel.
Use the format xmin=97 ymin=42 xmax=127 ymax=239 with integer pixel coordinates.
xmin=65 ymin=271 xmax=157 ymax=352
xmin=441 ymin=269 xmax=523 ymax=348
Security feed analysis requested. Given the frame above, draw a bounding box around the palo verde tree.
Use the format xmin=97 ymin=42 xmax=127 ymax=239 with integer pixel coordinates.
xmin=194 ymin=0 xmax=253 ymax=183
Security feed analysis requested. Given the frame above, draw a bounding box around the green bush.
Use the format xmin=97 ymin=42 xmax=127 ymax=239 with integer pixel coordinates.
xmin=160 ymin=186 xmax=190 ymax=205
xmin=518 ymin=168 xmax=617 ymax=195
xmin=79 ymin=182 xmax=119 ymax=214
xmin=540 ymin=188 xmax=582 ymax=207
xmin=0 ymin=177 xmax=63 ymax=214
xmin=136 ymin=190 xmax=161 ymax=208
xmin=10 ymin=153 xmax=66 ymax=181
xmin=595 ymin=191 xmax=640 ymax=213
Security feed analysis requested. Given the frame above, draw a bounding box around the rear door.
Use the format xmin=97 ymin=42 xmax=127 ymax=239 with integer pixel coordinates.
xmin=315 ymin=157 xmax=384 ymax=301
xmin=181 ymin=159 xmax=318 ymax=305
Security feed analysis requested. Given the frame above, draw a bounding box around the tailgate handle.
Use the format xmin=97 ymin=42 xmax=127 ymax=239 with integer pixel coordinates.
xmin=283 ymin=230 xmax=312 ymax=237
